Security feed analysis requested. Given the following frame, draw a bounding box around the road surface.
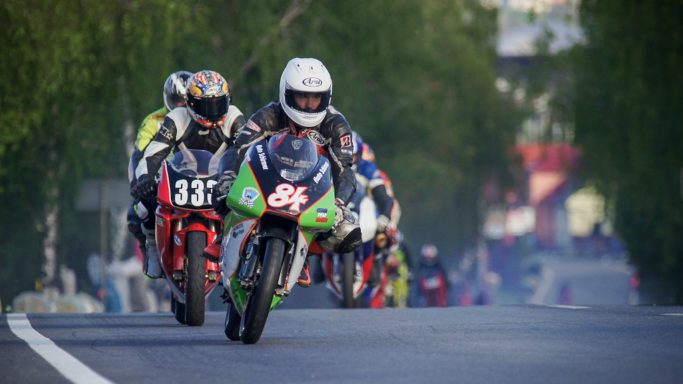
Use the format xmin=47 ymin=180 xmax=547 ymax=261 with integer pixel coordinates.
xmin=2 ymin=305 xmax=683 ymax=384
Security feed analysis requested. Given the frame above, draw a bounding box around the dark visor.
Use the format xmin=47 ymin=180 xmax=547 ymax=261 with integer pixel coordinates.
xmin=189 ymin=94 xmax=228 ymax=121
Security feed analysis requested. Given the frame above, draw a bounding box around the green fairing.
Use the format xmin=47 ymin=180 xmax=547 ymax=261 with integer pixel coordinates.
xmin=229 ymin=276 xmax=248 ymax=312
xmin=301 ymin=230 xmax=316 ymax=245
xmin=222 ymin=210 xmax=250 ymax=234
xmin=226 ymin=162 xmax=266 ymax=218
xmin=224 ymin=155 xmax=334 ymax=315
xmin=230 ymin=275 xmax=282 ymax=314
xmin=298 ymin=187 xmax=336 ymax=231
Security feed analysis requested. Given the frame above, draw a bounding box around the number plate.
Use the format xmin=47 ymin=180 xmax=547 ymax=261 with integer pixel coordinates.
xmin=168 ymin=171 xmax=216 ymax=209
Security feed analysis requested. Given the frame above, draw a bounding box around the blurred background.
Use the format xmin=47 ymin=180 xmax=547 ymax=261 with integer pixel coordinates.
xmin=1 ymin=0 xmax=681 ymax=313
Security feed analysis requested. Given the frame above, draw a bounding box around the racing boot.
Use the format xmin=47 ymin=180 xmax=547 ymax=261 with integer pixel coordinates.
xmin=127 ymin=204 xmax=146 ymax=254
xmin=202 ymin=235 xmax=222 ymax=263
xmin=142 ymin=226 xmax=163 ymax=279
xmin=297 ymin=259 xmax=311 ymax=287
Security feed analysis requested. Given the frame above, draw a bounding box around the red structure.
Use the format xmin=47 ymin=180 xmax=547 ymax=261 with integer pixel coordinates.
xmin=516 ymin=143 xmax=581 ymax=249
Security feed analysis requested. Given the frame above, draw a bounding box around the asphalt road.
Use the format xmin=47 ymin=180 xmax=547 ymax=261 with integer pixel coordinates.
xmin=3 ymin=305 xmax=683 ymax=384
xmin=530 ymin=256 xmax=634 ymax=306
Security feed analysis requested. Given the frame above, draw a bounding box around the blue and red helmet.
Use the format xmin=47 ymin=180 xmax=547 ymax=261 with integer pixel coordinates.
xmin=186 ymin=70 xmax=230 ymax=128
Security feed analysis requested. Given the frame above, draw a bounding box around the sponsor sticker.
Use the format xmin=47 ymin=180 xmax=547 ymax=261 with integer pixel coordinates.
xmin=159 ymin=126 xmax=174 ymax=141
xmin=315 ymin=207 xmax=328 ymax=223
xmin=340 ymin=134 xmax=352 ymax=147
xmin=256 ymin=144 xmax=268 ymax=170
xmin=340 ymin=148 xmax=353 ymax=157
xmin=231 ymin=223 xmax=246 ymax=239
xmin=302 ymin=77 xmax=323 ymax=87
xmin=246 ymin=120 xmax=262 ymax=132
xmin=313 ymin=161 xmax=330 ymax=183
xmin=306 ymin=130 xmax=327 ymax=146
xmin=239 ymin=187 xmax=260 ymax=208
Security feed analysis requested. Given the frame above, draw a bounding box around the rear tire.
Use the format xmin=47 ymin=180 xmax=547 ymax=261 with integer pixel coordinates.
xmin=185 ymin=231 xmax=207 ymax=326
xmin=240 ymin=237 xmax=285 ymax=344
xmin=309 ymin=254 xmax=325 ymax=284
xmin=341 ymin=252 xmax=355 ymax=308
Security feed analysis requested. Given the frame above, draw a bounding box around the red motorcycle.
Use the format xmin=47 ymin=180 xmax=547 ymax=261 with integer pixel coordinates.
xmin=321 ymin=196 xmax=379 ymax=308
xmin=154 ymin=149 xmax=222 ymax=325
xmin=321 ymin=241 xmax=376 ymax=308
xmin=417 ymin=268 xmax=448 ymax=307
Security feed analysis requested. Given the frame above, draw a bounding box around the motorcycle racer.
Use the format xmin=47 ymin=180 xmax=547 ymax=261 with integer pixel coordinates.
xmin=211 ymin=57 xmax=362 ymax=286
xmin=131 ymin=70 xmax=246 ymax=278
xmin=347 ymin=132 xmax=404 ymax=306
xmin=414 ymin=243 xmax=450 ymax=307
xmin=350 ymin=131 xmax=397 ymax=234
xmin=127 ymin=70 xmax=193 ymax=255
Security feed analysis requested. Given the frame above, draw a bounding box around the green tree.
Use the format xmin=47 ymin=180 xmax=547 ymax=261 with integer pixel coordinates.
xmin=574 ymin=1 xmax=683 ymax=302
xmin=0 ymin=0 xmax=202 ymax=303
xmin=0 ymin=0 xmax=523 ymax=305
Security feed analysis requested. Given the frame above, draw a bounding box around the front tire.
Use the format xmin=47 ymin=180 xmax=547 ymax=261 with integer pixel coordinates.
xmin=185 ymin=231 xmax=207 ymax=326
xmin=173 ymin=295 xmax=186 ymax=324
xmin=224 ymin=304 xmax=241 ymax=341
xmin=240 ymin=237 xmax=285 ymax=344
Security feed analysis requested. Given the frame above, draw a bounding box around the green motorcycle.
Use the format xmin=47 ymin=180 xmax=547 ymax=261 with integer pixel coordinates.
xmin=220 ymin=132 xmax=336 ymax=344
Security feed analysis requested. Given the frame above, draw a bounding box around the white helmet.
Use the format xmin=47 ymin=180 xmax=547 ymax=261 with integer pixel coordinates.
xmin=279 ymin=58 xmax=332 ymax=127
xmin=163 ymin=70 xmax=192 ymax=111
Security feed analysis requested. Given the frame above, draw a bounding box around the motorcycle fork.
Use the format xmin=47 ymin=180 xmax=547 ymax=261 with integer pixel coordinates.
xmin=172 ymin=218 xmax=185 ymax=282
xmin=277 ymin=240 xmax=295 ymax=294
xmin=172 ymin=217 xmax=220 ymax=283
xmin=238 ymin=234 xmax=260 ymax=290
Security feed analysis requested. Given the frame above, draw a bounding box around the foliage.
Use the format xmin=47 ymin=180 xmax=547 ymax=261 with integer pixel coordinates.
xmin=574 ymin=1 xmax=683 ymax=302
xmin=0 ymin=0 xmax=521 ymax=304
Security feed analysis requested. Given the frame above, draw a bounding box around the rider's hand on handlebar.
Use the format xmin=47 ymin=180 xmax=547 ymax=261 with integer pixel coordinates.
xmin=211 ymin=171 xmax=236 ymax=215
xmin=214 ymin=171 xmax=236 ymax=196
xmin=131 ymin=175 xmax=157 ymax=200
xmin=376 ymin=214 xmax=391 ymax=233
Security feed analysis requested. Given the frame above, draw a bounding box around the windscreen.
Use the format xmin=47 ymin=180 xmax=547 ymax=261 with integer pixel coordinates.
xmin=169 ymin=148 xmax=216 ymax=177
xmin=267 ymin=133 xmax=319 ymax=182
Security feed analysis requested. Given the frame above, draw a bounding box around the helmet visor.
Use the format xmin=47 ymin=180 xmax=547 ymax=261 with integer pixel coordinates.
xmin=189 ymin=95 xmax=228 ymax=121
xmin=165 ymin=92 xmax=186 ymax=110
xmin=284 ymin=90 xmax=330 ymax=114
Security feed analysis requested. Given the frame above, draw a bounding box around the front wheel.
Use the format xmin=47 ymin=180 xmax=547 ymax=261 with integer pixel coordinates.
xmin=172 ymin=295 xmax=186 ymax=324
xmin=240 ymin=237 xmax=285 ymax=344
xmin=185 ymin=231 xmax=207 ymax=326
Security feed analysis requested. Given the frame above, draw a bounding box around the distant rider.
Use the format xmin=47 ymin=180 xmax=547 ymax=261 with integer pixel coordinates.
xmin=415 ymin=243 xmax=449 ymax=307
xmin=350 ymin=131 xmax=398 ymax=236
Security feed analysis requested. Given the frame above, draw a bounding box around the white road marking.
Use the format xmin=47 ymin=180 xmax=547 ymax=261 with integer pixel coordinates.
xmin=660 ymin=313 xmax=683 ymax=317
xmin=544 ymin=304 xmax=591 ymax=310
xmin=7 ymin=313 xmax=113 ymax=384
xmin=528 ymin=267 xmax=555 ymax=305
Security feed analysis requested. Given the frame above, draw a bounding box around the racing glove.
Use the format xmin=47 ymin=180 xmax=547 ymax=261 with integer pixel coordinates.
xmin=334 ymin=198 xmax=358 ymax=227
xmin=211 ymin=171 xmax=236 ymax=215
xmin=131 ymin=175 xmax=157 ymax=201
xmin=376 ymin=214 xmax=391 ymax=233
